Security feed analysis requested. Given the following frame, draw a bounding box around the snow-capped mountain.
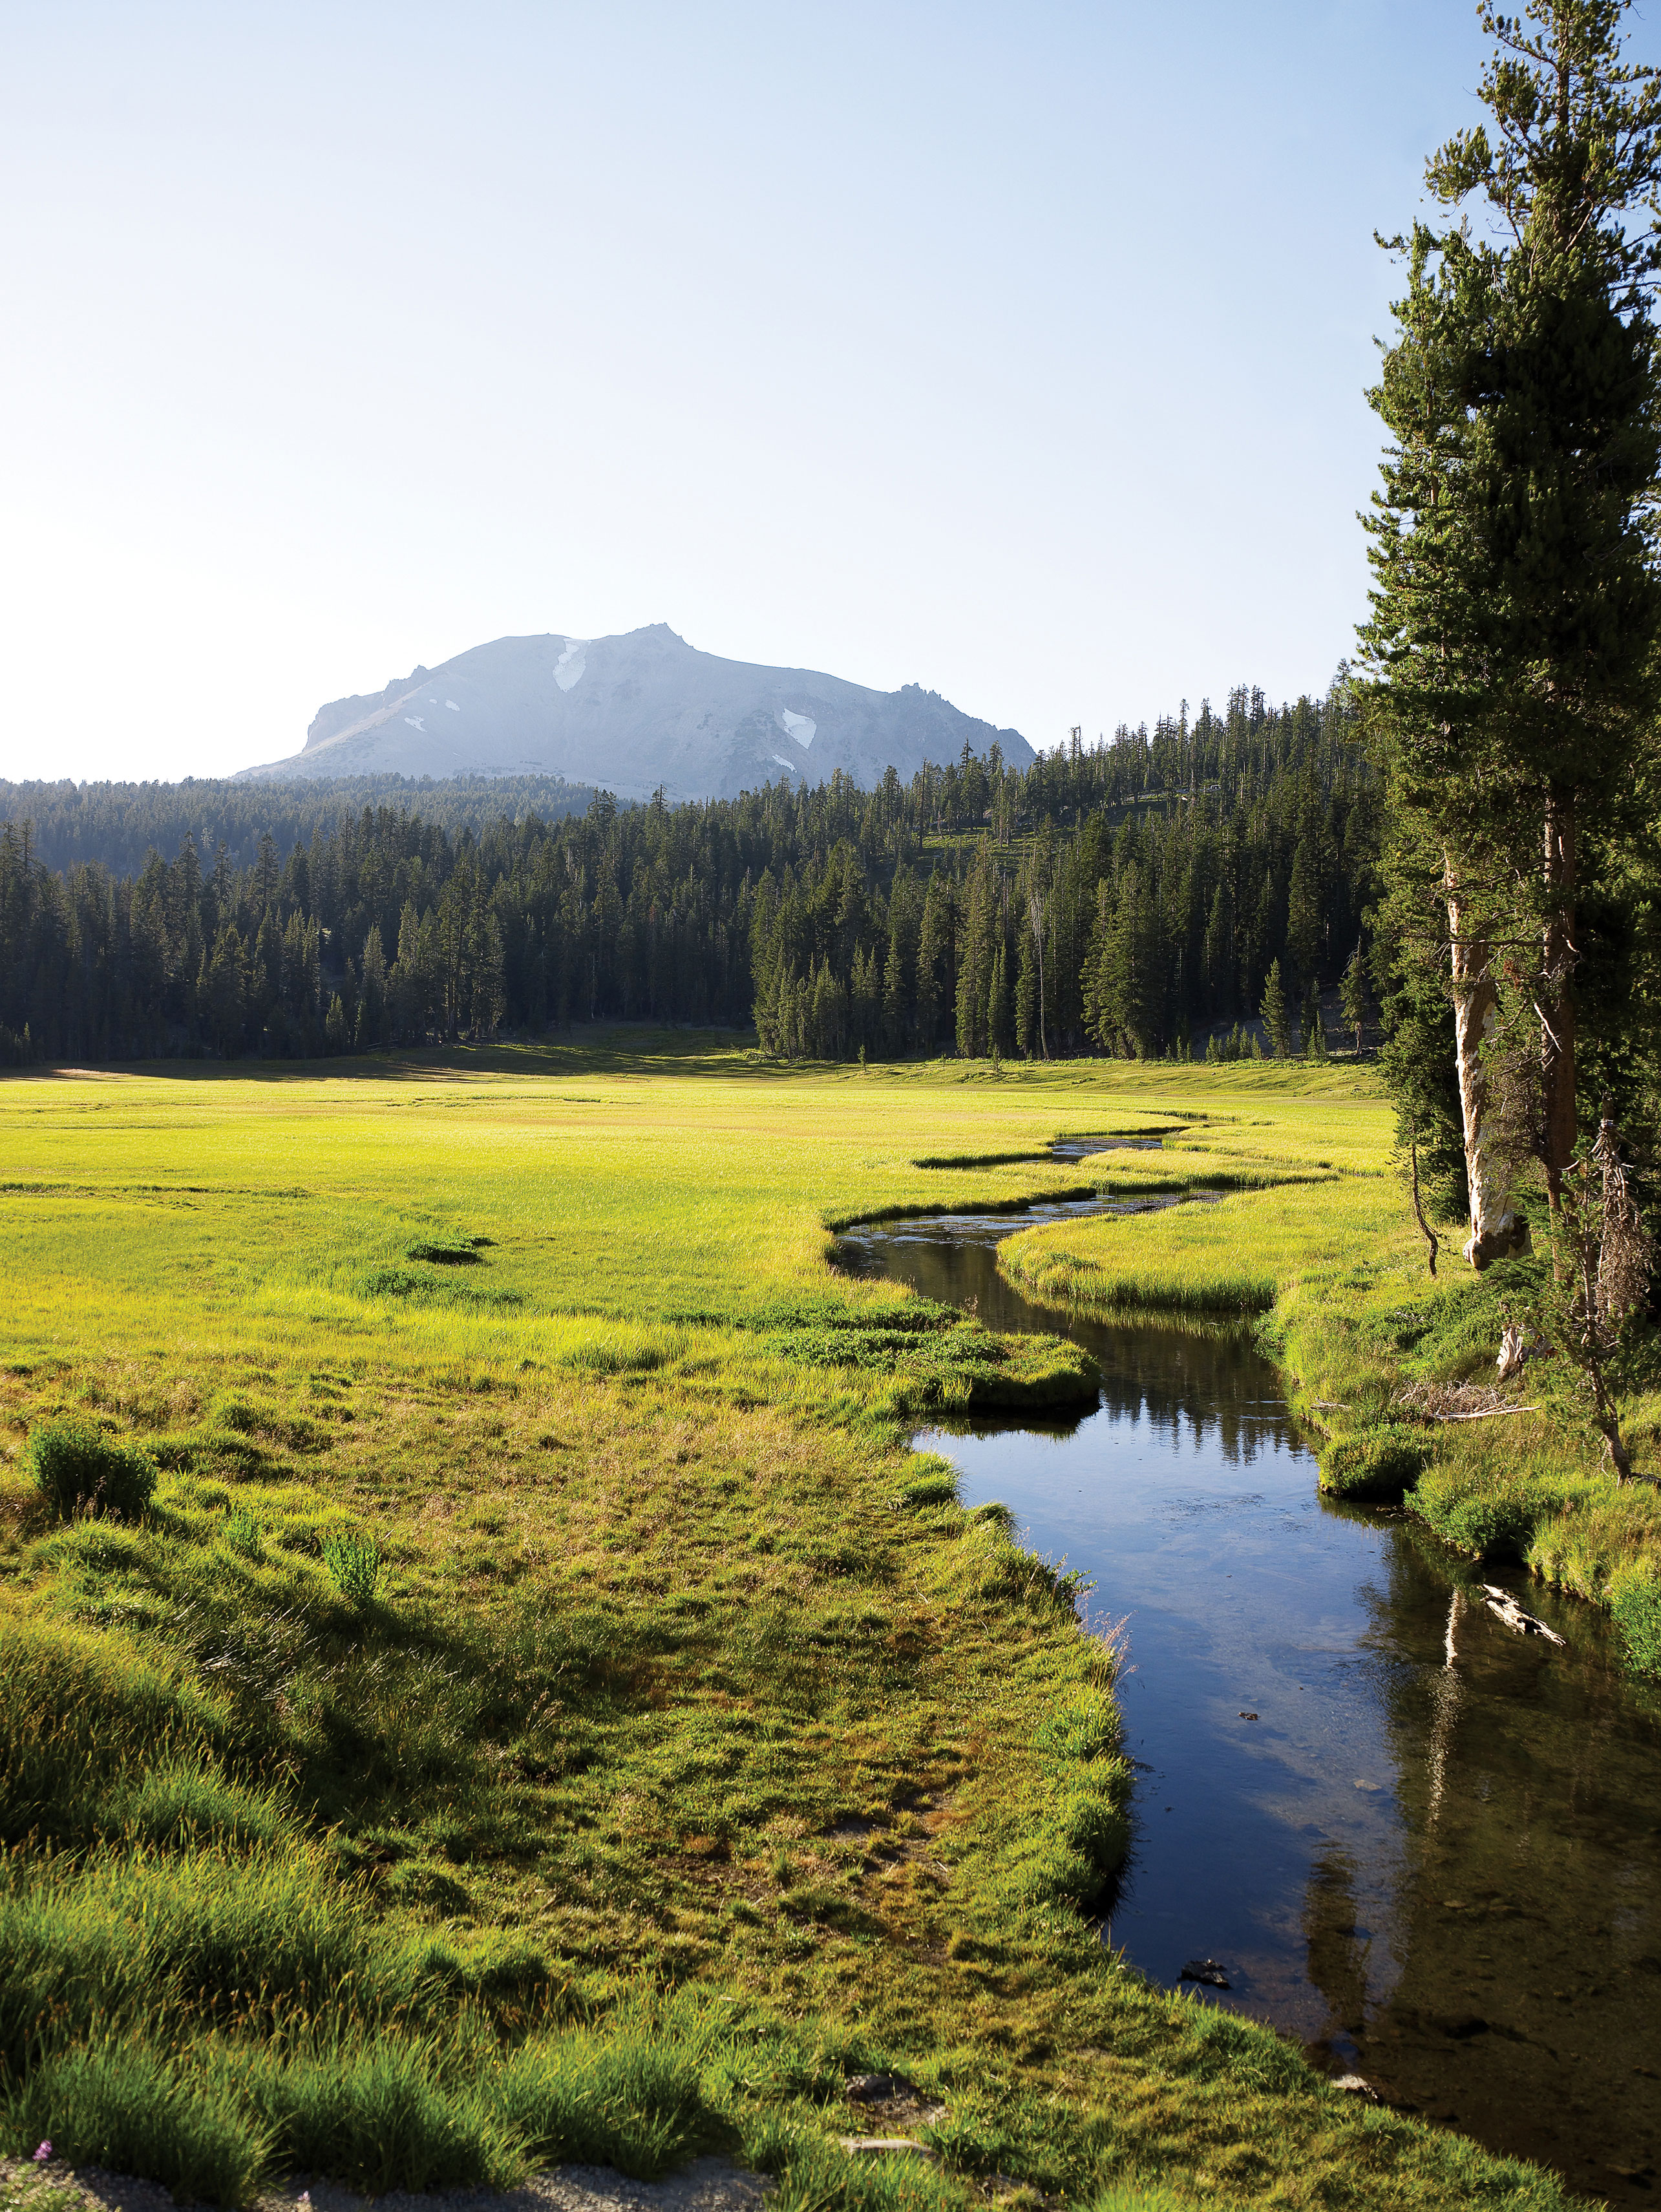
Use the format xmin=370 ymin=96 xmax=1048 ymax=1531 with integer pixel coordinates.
xmin=237 ymin=625 xmax=1033 ymax=800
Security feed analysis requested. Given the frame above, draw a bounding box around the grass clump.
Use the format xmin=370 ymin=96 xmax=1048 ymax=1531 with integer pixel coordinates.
xmin=321 ymin=1529 xmax=383 ymax=1604
xmin=490 ymin=2014 xmax=721 ymax=2177
xmin=26 ymin=1420 xmax=155 ymax=1524
xmin=224 ymin=2037 xmax=518 ymax=2195
xmin=2 ymin=2041 xmax=271 ymax=2209
xmin=1318 ymin=1423 xmax=1432 ymax=1502
xmin=221 ymin=1507 xmax=262 ymax=1558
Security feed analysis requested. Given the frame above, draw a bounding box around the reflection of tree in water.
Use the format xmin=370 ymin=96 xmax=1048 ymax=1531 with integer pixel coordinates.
xmin=1331 ymin=1524 xmax=1661 ymax=2194
xmin=1081 ymin=1315 xmax=1291 ymax=1469
xmin=1302 ymin=1847 xmax=1372 ymax=2048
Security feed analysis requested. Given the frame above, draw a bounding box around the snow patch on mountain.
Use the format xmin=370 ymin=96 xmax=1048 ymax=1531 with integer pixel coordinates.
xmin=555 ymin=640 xmax=587 ymax=692
xmin=779 ymin=708 xmax=816 ymax=749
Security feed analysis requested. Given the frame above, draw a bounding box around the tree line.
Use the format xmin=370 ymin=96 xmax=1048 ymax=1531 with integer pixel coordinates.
xmin=0 ymin=685 xmax=1379 ymax=1067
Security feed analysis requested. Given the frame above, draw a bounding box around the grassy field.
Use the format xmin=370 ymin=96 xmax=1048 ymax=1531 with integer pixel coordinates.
xmin=0 ymin=1039 xmax=1605 ymax=2211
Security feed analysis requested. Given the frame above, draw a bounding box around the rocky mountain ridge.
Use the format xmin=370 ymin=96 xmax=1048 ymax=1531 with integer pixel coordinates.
xmin=237 ymin=624 xmax=1032 ymax=801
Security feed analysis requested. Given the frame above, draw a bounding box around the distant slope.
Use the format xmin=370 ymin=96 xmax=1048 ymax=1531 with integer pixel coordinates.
xmin=237 ymin=624 xmax=1033 ymax=800
xmin=0 ymin=774 xmax=600 ymax=878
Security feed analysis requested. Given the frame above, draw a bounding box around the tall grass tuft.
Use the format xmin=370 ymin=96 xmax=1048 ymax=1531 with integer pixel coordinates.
xmin=489 ymin=2019 xmax=720 ymax=2177
xmin=222 ymin=1507 xmax=263 ymax=1558
xmin=223 ymin=2036 xmax=522 ymax=2195
xmin=111 ymin=1759 xmax=294 ymax=1852
xmin=1318 ymin=1423 xmax=1431 ymax=1502
xmin=2 ymin=2040 xmax=271 ymax=2209
xmin=0 ymin=1842 xmax=385 ymax=2067
xmin=0 ymin=1614 xmax=229 ymax=1848
xmin=26 ymin=1420 xmax=156 ymax=1524
xmin=322 ymin=1529 xmax=383 ymax=1604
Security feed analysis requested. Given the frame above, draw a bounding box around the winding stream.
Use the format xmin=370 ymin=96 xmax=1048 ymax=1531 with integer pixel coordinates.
xmin=834 ymin=1145 xmax=1661 ymax=2202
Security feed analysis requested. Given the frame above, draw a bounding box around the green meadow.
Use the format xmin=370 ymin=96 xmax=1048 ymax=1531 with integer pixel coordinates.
xmin=0 ymin=1041 xmax=1616 ymax=2210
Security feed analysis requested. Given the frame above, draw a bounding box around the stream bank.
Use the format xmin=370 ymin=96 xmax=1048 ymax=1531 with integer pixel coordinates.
xmin=835 ymin=1158 xmax=1661 ymax=2203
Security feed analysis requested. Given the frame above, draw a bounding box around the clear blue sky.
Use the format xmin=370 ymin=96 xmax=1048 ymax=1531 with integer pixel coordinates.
xmin=6 ymin=1 xmax=1649 ymax=782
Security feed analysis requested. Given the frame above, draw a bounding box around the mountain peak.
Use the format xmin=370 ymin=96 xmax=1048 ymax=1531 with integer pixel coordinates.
xmin=238 ymin=626 xmax=1031 ymax=801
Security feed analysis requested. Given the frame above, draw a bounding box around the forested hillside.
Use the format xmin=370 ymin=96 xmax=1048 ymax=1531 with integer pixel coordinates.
xmin=0 ymin=772 xmax=600 ymax=878
xmin=0 ymin=685 xmax=1378 ymax=1065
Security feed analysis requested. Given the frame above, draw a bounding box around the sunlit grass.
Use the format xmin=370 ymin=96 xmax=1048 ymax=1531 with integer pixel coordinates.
xmin=0 ymin=1042 xmax=1584 ymax=2209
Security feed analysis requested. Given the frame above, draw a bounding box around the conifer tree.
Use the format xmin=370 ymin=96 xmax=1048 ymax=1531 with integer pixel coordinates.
xmin=1260 ymin=957 xmax=1291 ymax=1059
xmin=1361 ymin=0 xmax=1661 ymax=1262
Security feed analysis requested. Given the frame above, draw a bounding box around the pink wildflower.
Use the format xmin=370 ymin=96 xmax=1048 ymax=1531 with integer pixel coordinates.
xmin=34 ymin=2143 xmax=52 ymax=2162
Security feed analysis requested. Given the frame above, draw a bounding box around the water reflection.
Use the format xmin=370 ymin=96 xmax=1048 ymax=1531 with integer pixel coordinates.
xmin=836 ymin=1191 xmax=1661 ymax=2201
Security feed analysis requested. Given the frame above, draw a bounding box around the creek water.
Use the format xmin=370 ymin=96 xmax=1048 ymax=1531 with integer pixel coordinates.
xmin=834 ymin=1146 xmax=1661 ymax=2202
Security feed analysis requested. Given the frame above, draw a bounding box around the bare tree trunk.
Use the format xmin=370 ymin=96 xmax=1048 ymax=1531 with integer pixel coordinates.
xmin=1448 ymin=861 xmax=1529 ymax=1268
xmin=1540 ymin=792 xmax=1578 ymax=1217
xmin=1408 ymin=1121 xmax=1440 ymax=1276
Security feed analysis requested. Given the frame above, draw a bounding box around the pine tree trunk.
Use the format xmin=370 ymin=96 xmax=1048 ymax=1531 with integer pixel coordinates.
xmin=1540 ymin=792 xmax=1578 ymax=1213
xmin=1447 ymin=864 xmax=1528 ymax=1268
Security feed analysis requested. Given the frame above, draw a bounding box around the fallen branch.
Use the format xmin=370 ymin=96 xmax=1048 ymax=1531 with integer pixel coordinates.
xmin=1481 ymin=1584 xmax=1565 ymax=1645
xmin=1428 ymin=1404 xmax=1540 ymax=1422
xmin=1397 ymin=1378 xmax=1538 ymax=1422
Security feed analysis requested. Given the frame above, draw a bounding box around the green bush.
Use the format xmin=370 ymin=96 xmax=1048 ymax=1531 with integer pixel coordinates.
xmin=322 ymin=1530 xmax=383 ymax=1604
xmin=1610 ymin=1566 xmax=1661 ymax=1677
xmin=1318 ymin=1422 xmax=1432 ymax=1502
xmin=27 ymin=1420 xmax=156 ymax=1523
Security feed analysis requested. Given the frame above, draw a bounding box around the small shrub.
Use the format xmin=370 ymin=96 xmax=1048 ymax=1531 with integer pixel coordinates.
xmin=1318 ymin=1423 xmax=1432 ymax=1503
xmin=322 ymin=1531 xmax=383 ymax=1604
xmin=27 ymin=1421 xmax=156 ymax=1524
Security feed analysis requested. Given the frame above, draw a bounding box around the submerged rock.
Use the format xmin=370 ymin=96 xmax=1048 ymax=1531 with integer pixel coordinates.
xmin=1180 ymin=1958 xmax=1231 ymax=1988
